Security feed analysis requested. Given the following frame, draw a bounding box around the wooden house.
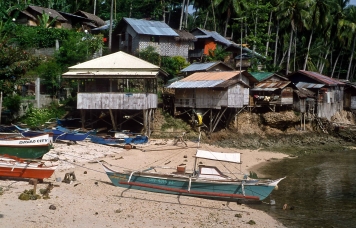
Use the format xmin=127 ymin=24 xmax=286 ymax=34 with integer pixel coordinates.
xmin=288 ymin=70 xmax=345 ymax=120
xmin=112 ymin=18 xmax=196 ymax=59
xmin=342 ymin=81 xmax=356 ymax=113
xmin=73 ymin=10 xmax=106 ymax=29
xmin=62 ymin=51 xmax=164 ymax=135
xmin=248 ymin=72 xmax=294 ymax=111
xmin=14 ymin=5 xmax=69 ymax=28
xmin=166 ymin=71 xmax=257 ymax=132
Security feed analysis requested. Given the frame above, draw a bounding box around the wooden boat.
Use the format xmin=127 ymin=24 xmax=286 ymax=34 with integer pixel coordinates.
xmin=90 ymin=134 xmax=148 ymax=145
xmin=56 ymin=117 xmax=81 ymax=127
xmin=0 ymin=154 xmax=57 ymax=179
xmin=0 ymin=134 xmax=52 ymax=159
xmin=12 ymin=125 xmax=92 ymax=142
xmin=101 ymin=149 xmax=285 ymax=201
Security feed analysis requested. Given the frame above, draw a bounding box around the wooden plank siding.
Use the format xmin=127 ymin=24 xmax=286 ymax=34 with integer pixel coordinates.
xmin=316 ymin=88 xmax=344 ymax=120
xmin=174 ymin=83 xmax=248 ymax=109
xmin=77 ymin=93 xmax=157 ymax=109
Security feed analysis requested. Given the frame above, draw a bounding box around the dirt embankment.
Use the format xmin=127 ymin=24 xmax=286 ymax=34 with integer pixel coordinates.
xmin=153 ymin=110 xmax=356 ymax=155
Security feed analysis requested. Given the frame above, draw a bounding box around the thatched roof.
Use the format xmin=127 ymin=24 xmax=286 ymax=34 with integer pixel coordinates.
xmin=173 ymin=29 xmax=197 ymax=42
xmin=74 ymin=10 xmax=105 ymax=27
xmin=27 ymin=5 xmax=67 ymax=21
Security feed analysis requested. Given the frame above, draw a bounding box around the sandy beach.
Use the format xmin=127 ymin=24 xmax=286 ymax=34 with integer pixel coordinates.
xmin=0 ymin=138 xmax=288 ymax=228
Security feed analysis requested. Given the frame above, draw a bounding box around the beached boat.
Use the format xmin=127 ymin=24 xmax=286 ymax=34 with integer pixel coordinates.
xmin=90 ymin=134 xmax=148 ymax=146
xmin=0 ymin=134 xmax=52 ymax=159
xmin=11 ymin=125 xmax=92 ymax=142
xmin=101 ymin=149 xmax=285 ymax=201
xmin=0 ymin=154 xmax=57 ymax=179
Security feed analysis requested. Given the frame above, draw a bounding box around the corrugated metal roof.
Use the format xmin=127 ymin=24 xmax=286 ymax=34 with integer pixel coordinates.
xmin=181 ymin=62 xmax=219 ymax=72
xmin=250 ymin=72 xmax=274 ymax=81
xmin=250 ymin=88 xmax=277 ymax=91
xmin=295 ymin=87 xmax=315 ymax=98
xmin=215 ymin=79 xmax=249 ymax=88
xmin=181 ymin=71 xmax=241 ymax=81
xmin=194 ymin=28 xmax=232 ymax=46
xmin=297 ymin=70 xmax=345 ymax=86
xmin=167 ymin=80 xmax=225 ymax=88
xmin=296 ymin=82 xmax=324 ymax=89
xmin=124 ymin=17 xmax=178 ymax=36
xmin=254 ymin=81 xmax=291 ymax=89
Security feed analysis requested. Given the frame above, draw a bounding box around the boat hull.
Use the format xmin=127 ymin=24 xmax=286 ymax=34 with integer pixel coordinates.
xmin=102 ymin=164 xmax=282 ymax=201
xmin=0 ymin=134 xmax=52 ymax=159
xmin=0 ymin=156 xmax=57 ymax=179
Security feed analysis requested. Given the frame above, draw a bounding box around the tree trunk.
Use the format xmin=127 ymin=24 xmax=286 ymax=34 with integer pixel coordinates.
xmin=179 ymin=0 xmax=186 ymax=30
xmin=185 ymin=0 xmax=190 ymax=29
xmin=211 ymin=0 xmax=216 ymax=31
xmin=223 ymin=8 xmax=231 ymax=37
xmin=265 ymin=11 xmax=272 ymax=57
xmin=286 ymin=27 xmax=293 ymax=75
xmin=330 ymin=51 xmax=341 ymax=78
xmin=346 ymin=36 xmax=356 ymax=80
xmin=273 ymin=20 xmax=279 ymax=68
xmin=203 ymin=11 xmax=208 ymax=29
xmin=108 ymin=0 xmax=113 ymax=52
xmin=303 ymin=29 xmax=313 ymax=70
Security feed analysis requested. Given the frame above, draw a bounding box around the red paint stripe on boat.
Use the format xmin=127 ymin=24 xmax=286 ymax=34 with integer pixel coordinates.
xmin=119 ymin=181 xmax=259 ymax=200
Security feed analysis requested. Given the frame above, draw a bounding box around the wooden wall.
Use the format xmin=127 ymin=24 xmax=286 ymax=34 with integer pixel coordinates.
xmin=77 ymin=93 xmax=157 ymax=109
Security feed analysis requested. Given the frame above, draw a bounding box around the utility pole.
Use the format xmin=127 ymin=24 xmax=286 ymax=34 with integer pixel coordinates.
xmin=109 ymin=0 xmax=113 ymax=52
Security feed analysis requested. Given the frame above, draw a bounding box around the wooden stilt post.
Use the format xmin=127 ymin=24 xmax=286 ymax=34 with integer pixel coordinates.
xmin=210 ymin=109 xmax=212 ymax=133
xmin=148 ymin=109 xmax=152 ymax=137
xmin=109 ymin=109 xmax=117 ymax=131
xmin=81 ymin=109 xmax=86 ymax=129
xmin=143 ymin=109 xmax=147 ymax=135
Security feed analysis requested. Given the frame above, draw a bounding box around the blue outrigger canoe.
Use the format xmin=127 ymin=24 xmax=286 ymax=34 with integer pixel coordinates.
xmin=90 ymin=134 xmax=148 ymax=146
xmin=101 ymin=149 xmax=285 ymax=201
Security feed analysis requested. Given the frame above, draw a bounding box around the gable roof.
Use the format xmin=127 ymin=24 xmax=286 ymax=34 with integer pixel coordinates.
xmin=122 ymin=18 xmax=178 ymax=36
xmin=167 ymin=71 xmax=245 ymax=88
xmin=250 ymin=72 xmax=288 ymax=82
xmin=173 ymin=29 xmax=197 ymax=41
xmin=62 ymin=51 xmax=159 ymax=79
xmin=74 ymin=10 xmax=105 ymax=27
xmin=25 ymin=5 xmax=67 ymax=21
xmin=191 ymin=28 xmax=232 ymax=46
xmin=290 ymin=70 xmax=345 ymax=86
xmin=251 ymin=81 xmax=292 ymax=91
xmin=181 ymin=62 xmax=233 ymax=72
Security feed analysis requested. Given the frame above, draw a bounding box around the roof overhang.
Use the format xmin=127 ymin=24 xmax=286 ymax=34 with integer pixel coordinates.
xmin=62 ymin=70 xmax=158 ymax=79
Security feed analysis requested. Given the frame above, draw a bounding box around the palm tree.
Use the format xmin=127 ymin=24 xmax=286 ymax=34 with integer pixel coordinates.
xmin=339 ymin=5 xmax=356 ymax=80
xmin=275 ymin=0 xmax=313 ymax=75
xmin=303 ymin=0 xmax=335 ymax=70
xmin=215 ymin=0 xmax=247 ymax=36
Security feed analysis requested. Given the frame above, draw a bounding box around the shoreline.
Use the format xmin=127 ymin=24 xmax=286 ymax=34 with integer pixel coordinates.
xmin=0 ymin=139 xmax=288 ymax=228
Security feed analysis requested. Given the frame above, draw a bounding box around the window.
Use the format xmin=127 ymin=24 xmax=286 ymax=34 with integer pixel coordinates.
xmin=150 ymin=35 xmax=159 ymax=43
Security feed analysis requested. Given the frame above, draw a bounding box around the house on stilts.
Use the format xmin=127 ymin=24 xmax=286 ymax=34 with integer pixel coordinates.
xmin=62 ymin=51 xmax=164 ymax=136
xmin=166 ymin=71 xmax=257 ymax=132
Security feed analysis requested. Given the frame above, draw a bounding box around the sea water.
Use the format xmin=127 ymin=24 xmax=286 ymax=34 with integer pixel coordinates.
xmin=249 ymin=149 xmax=356 ymax=228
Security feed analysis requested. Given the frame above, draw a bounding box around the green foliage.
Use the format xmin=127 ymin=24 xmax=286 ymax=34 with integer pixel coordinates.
xmin=161 ymin=56 xmax=189 ymax=78
xmin=161 ymin=111 xmax=190 ymax=131
xmin=137 ymin=46 xmax=161 ymax=66
xmin=55 ymin=32 xmax=103 ymax=68
xmin=249 ymin=171 xmax=258 ymax=179
xmin=0 ymin=41 xmax=42 ymax=82
xmin=10 ymin=26 xmax=70 ymax=49
xmin=206 ymin=46 xmax=231 ymax=62
xmin=2 ymin=94 xmax=21 ymax=114
xmin=37 ymin=11 xmax=57 ymax=28
xmin=34 ymin=59 xmax=62 ymax=96
xmin=20 ymin=103 xmax=66 ymax=128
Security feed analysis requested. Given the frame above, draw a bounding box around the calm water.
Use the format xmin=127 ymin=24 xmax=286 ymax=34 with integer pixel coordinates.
xmin=250 ymin=149 xmax=356 ymax=228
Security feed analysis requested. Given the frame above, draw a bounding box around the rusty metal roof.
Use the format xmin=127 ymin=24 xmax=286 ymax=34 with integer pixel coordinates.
xmin=295 ymin=88 xmax=315 ymax=98
xmin=167 ymin=71 xmax=242 ymax=88
xmin=181 ymin=71 xmax=241 ymax=81
xmin=250 ymin=81 xmax=291 ymax=91
xmin=296 ymin=82 xmax=324 ymax=89
xmin=296 ymin=70 xmax=345 ymax=86
xmin=123 ymin=17 xmax=178 ymax=36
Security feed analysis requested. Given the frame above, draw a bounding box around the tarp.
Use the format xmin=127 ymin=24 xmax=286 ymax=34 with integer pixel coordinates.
xmin=195 ymin=150 xmax=241 ymax=163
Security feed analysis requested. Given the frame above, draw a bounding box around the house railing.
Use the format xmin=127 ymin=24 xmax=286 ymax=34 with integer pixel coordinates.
xmin=188 ymin=49 xmax=204 ymax=58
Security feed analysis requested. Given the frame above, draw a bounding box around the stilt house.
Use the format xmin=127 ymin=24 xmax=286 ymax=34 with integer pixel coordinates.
xmin=62 ymin=51 xmax=162 ymax=135
xmin=166 ymin=71 xmax=257 ymax=132
xmin=288 ymin=70 xmax=345 ymax=120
